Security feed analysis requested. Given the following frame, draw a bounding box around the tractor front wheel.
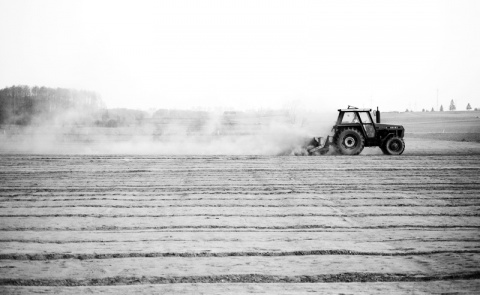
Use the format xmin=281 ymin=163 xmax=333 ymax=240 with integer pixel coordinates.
xmin=382 ymin=137 xmax=405 ymax=155
xmin=336 ymin=128 xmax=365 ymax=155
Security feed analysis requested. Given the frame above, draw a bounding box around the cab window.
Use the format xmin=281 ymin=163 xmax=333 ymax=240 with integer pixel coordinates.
xmin=341 ymin=112 xmax=359 ymax=124
xmin=358 ymin=112 xmax=372 ymax=124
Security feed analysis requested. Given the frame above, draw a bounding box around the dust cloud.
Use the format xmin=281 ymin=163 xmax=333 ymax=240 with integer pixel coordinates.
xmin=0 ymin=108 xmax=338 ymax=155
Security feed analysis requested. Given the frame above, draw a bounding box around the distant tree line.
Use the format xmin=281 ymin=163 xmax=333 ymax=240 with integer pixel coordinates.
xmin=411 ymin=100 xmax=477 ymax=113
xmin=0 ymin=85 xmax=103 ymax=125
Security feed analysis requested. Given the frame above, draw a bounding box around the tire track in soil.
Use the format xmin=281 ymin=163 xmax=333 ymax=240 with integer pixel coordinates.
xmin=2 ymin=250 xmax=480 ymax=261
xmin=2 ymin=213 xmax=480 ymax=218
xmin=4 ymin=225 xmax=480 ymax=231
xmin=1 ymin=272 xmax=479 ymax=285
xmin=2 ymin=195 xmax=479 ymax=201
xmin=2 ymin=183 xmax=479 ymax=191
xmin=3 ymin=238 xmax=479 ymax=244
xmin=4 ymin=203 xmax=479 ymax=208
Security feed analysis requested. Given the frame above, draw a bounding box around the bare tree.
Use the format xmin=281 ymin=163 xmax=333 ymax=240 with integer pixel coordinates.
xmin=449 ymin=99 xmax=456 ymax=111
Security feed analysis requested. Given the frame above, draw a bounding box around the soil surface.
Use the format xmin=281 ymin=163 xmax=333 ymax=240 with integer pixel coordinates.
xmin=1 ymin=139 xmax=480 ymax=294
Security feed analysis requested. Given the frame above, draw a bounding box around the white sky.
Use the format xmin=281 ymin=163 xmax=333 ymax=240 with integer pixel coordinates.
xmin=0 ymin=0 xmax=479 ymax=112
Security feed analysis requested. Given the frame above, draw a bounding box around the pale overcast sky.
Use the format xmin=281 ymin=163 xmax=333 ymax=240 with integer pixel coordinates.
xmin=0 ymin=0 xmax=479 ymax=111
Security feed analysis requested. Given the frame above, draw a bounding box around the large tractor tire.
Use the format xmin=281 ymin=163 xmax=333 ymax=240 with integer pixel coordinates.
xmin=336 ymin=128 xmax=365 ymax=155
xmin=382 ymin=137 xmax=405 ymax=155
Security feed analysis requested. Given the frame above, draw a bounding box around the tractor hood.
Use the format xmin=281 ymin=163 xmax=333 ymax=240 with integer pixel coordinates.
xmin=375 ymin=123 xmax=404 ymax=131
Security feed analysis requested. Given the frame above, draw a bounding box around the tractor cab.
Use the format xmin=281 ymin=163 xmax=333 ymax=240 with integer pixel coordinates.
xmin=336 ymin=108 xmax=377 ymax=140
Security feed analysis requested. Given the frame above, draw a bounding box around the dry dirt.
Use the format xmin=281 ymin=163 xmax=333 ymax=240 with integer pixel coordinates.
xmin=1 ymin=137 xmax=480 ymax=294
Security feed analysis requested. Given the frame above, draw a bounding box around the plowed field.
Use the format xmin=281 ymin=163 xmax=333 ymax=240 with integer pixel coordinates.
xmin=1 ymin=138 xmax=480 ymax=294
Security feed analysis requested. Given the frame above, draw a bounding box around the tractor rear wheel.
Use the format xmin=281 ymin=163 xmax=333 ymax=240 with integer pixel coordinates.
xmin=383 ymin=137 xmax=405 ymax=155
xmin=336 ymin=128 xmax=365 ymax=155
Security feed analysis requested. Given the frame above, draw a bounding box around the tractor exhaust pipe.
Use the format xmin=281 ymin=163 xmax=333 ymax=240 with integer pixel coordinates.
xmin=376 ymin=107 xmax=381 ymax=124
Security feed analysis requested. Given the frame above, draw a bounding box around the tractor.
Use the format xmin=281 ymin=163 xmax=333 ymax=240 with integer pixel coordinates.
xmin=305 ymin=106 xmax=405 ymax=155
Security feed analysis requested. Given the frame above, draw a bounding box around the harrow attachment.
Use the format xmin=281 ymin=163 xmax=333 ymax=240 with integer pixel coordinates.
xmin=304 ymin=136 xmax=333 ymax=155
